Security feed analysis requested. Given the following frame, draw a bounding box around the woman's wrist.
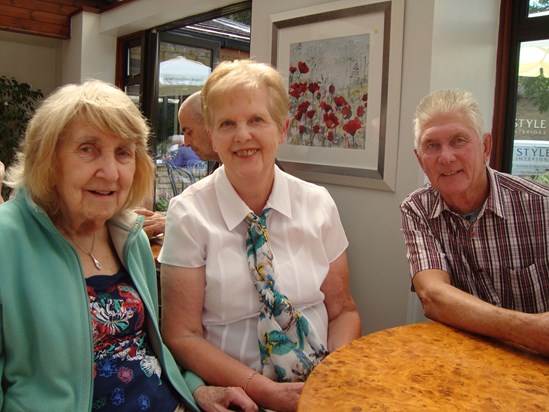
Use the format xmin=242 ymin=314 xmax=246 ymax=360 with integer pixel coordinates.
xmin=243 ymin=371 xmax=258 ymax=393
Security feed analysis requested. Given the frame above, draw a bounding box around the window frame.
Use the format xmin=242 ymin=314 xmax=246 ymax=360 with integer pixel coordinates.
xmin=492 ymin=0 xmax=549 ymax=172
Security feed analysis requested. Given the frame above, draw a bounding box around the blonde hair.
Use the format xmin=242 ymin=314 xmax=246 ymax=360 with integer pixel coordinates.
xmin=6 ymin=80 xmax=154 ymax=220
xmin=413 ymin=89 xmax=485 ymax=150
xmin=201 ymin=59 xmax=289 ymax=132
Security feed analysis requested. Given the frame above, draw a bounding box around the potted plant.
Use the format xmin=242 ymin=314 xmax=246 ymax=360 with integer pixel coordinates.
xmin=0 ymin=76 xmax=43 ymax=199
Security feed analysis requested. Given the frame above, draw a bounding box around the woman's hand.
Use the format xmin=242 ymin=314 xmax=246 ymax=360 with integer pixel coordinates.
xmin=194 ymin=386 xmax=258 ymax=412
xmin=134 ymin=207 xmax=166 ymax=239
xmin=247 ymin=377 xmax=304 ymax=412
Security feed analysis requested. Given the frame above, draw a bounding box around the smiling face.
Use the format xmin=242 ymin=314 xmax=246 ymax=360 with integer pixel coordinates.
xmin=210 ymin=85 xmax=288 ymax=187
xmin=415 ymin=113 xmax=491 ymax=213
xmin=54 ymin=117 xmax=136 ymax=231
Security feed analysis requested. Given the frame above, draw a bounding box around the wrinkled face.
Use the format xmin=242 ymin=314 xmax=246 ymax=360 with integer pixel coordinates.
xmin=415 ymin=113 xmax=491 ymax=212
xmin=209 ymin=85 xmax=287 ymax=182
xmin=179 ymin=105 xmax=218 ymax=162
xmin=54 ymin=118 xmax=136 ymax=228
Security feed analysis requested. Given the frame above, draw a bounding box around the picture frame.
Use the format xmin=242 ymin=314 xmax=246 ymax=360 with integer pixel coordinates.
xmin=271 ymin=0 xmax=404 ymax=191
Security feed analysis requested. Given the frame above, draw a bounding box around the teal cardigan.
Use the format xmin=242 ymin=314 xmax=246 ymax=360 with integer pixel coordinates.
xmin=0 ymin=189 xmax=203 ymax=412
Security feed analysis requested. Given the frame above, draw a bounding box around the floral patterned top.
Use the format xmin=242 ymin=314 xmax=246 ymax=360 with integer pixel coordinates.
xmin=86 ymin=270 xmax=180 ymax=411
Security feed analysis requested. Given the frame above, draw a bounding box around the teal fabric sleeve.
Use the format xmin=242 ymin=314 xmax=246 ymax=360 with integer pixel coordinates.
xmin=183 ymin=370 xmax=206 ymax=395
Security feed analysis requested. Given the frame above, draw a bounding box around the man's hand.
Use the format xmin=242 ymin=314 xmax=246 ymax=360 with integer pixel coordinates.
xmin=194 ymin=386 xmax=258 ymax=412
xmin=134 ymin=207 xmax=166 ymax=239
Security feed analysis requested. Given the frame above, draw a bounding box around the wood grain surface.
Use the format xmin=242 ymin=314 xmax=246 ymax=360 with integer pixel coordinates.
xmin=298 ymin=322 xmax=549 ymax=411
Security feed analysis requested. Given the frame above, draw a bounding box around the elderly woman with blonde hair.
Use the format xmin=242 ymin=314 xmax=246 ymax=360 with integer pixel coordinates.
xmin=160 ymin=60 xmax=361 ymax=411
xmin=0 ymin=80 xmax=256 ymax=412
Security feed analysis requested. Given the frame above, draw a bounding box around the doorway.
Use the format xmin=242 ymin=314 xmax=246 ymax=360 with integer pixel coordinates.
xmin=117 ymin=2 xmax=251 ymax=210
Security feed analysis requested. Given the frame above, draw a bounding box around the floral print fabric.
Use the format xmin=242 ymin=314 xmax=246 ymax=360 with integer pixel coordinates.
xmin=86 ymin=271 xmax=180 ymax=411
xmin=245 ymin=209 xmax=328 ymax=382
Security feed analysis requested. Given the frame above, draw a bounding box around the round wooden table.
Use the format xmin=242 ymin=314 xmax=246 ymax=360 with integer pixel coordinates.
xmin=298 ymin=322 xmax=549 ymax=411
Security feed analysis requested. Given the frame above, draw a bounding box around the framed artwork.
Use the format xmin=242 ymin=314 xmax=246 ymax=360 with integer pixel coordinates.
xmin=271 ymin=0 xmax=404 ymax=190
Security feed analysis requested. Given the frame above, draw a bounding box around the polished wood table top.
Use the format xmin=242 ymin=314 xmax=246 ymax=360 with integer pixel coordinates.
xmin=298 ymin=322 xmax=549 ymax=411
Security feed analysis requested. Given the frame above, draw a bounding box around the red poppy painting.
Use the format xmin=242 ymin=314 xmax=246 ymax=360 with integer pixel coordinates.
xmin=286 ymin=34 xmax=370 ymax=150
xmin=271 ymin=0 xmax=404 ymax=190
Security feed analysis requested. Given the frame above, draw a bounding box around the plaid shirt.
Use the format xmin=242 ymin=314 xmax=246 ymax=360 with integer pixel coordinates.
xmin=401 ymin=167 xmax=549 ymax=314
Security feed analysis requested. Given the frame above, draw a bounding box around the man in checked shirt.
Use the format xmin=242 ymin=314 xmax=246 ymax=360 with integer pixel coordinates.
xmin=401 ymin=88 xmax=549 ymax=357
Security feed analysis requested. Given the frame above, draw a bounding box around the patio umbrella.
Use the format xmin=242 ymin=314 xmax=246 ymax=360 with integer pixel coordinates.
xmin=159 ymin=56 xmax=211 ymax=86
xmin=519 ymin=40 xmax=549 ymax=78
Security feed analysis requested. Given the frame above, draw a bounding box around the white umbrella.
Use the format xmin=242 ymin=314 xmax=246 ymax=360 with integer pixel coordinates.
xmin=519 ymin=39 xmax=549 ymax=78
xmin=159 ymin=56 xmax=211 ymax=86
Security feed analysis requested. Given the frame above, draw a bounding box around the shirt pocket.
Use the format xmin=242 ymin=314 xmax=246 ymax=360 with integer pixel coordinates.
xmin=505 ymin=261 xmax=549 ymax=313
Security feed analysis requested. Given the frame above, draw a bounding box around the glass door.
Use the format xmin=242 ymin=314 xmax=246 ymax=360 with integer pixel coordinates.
xmin=152 ymin=33 xmax=220 ymax=210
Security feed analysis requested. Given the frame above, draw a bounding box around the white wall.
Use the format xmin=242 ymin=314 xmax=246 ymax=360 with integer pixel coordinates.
xmin=62 ymin=12 xmax=118 ymax=84
xmin=251 ymin=0 xmax=499 ymax=334
xmin=431 ymin=1 xmax=499 ymax=132
xmin=0 ymin=31 xmax=61 ymax=96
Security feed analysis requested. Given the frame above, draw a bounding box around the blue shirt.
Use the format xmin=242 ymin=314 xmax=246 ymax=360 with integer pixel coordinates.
xmin=173 ymin=146 xmax=200 ymax=167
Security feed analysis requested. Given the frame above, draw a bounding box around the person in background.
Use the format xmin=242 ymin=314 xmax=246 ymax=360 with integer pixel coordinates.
xmin=134 ymin=92 xmax=221 ymax=239
xmin=134 ymin=206 xmax=167 ymax=239
xmin=0 ymin=79 xmax=257 ymax=412
xmin=178 ymin=91 xmax=222 ymax=173
xmin=167 ymin=134 xmax=182 ymax=159
xmin=159 ymin=60 xmax=361 ymax=412
xmin=172 ymin=135 xmax=202 ymax=168
xmin=401 ymin=88 xmax=549 ymax=357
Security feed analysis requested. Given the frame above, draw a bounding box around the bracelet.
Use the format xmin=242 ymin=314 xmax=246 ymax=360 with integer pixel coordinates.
xmin=243 ymin=371 xmax=258 ymax=392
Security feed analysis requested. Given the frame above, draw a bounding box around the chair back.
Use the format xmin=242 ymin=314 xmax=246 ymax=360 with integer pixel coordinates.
xmin=165 ymin=160 xmax=196 ymax=196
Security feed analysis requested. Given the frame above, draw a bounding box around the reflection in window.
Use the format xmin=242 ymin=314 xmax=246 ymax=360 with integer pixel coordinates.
xmin=128 ymin=45 xmax=141 ymax=76
xmin=528 ymin=0 xmax=549 ymax=17
xmin=512 ymin=39 xmax=549 ymax=185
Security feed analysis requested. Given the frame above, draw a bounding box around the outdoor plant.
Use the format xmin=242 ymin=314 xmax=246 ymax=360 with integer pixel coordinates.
xmin=0 ymin=76 xmax=43 ymax=169
xmin=154 ymin=191 xmax=171 ymax=212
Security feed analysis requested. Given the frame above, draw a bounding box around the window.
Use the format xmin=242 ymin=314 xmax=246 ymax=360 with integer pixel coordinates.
xmin=116 ymin=2 xmax=251 ymax=210
xmin=494 ymin=0 xmax=549 ymax=185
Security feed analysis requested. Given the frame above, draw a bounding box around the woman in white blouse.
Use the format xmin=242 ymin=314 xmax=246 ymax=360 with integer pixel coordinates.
xmin=159 ymin=59 xmax=361 ymax=412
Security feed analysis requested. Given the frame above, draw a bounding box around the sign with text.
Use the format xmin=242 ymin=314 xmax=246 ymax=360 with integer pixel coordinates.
xmin=512 ymin=139 xmax=549 ymax=176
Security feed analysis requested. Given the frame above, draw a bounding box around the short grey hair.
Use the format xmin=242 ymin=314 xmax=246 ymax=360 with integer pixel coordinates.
xmin=413 ymin=89 xmax=485 ymax=150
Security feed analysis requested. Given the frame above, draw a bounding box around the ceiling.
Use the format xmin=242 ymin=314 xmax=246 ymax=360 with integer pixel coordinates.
xmin=0 ymin=0 xmax=130 ymax=40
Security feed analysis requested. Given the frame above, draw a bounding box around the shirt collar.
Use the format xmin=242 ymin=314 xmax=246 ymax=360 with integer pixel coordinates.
xmin=429 ymin=167 xmax=505 ymax=220
xmin=485 ymin=167 xmax=506 ymax=219
xmin=216 ymin=165 xmax=292 ymax=231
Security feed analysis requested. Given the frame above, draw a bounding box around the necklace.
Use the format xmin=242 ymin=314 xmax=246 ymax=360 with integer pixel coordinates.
xmin=70 ymin=232 xmax=103 ymax=270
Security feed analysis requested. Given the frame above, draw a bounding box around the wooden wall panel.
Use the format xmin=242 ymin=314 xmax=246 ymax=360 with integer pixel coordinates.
xmin=0 ymin=0 xmax=125 ymax=39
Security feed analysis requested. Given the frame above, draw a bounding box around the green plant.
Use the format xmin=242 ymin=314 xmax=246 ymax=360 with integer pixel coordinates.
xmin=532 ymin=171 xmax=549 ymax=186
xmin=0 ymin=76 xmax=43 ymax=169
xmin=519 ymin=74 xmax=549 ymax=113
xmin=154 ymin=191 xmax=171 ymax=212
